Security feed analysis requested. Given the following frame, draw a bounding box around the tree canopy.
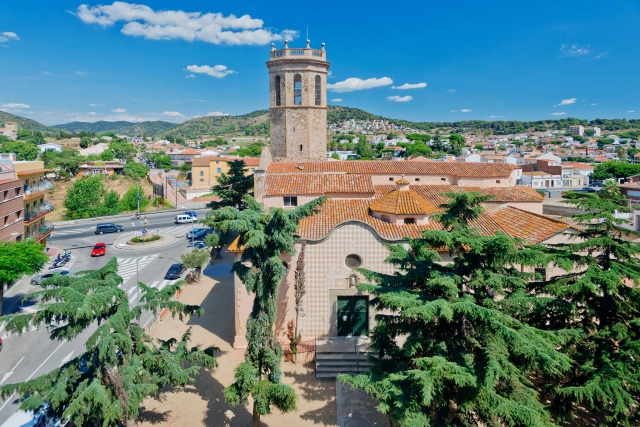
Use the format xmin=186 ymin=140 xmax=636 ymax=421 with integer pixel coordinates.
xmin=206 ymin=159 xmax=254 ymax=211
xmin=592 ymin=161 xmax=640 ymax=181
xmin=0 ymin=240 xmax=49 ymax=314
xmin=0 ymin=257 xmax=217 ymax=426
xmin=63 ymin=175 xmax=122 ymax=219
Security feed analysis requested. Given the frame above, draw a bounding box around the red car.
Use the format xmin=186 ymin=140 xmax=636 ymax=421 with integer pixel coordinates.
xmin=91 ymin=243 xmax=106 ymax=257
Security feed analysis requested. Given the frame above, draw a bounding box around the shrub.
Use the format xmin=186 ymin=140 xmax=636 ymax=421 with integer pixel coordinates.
xmin=131 ymin=235 xmax=161 ymax=243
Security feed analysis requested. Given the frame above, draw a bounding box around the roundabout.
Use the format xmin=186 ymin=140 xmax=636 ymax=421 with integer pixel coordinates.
xmin=113 ymin=231 xmax=180 ymax=252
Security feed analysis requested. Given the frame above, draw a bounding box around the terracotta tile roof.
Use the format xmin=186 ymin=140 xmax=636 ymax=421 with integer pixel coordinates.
xmin=295 ymin=199 xmax=569 ymax=244
xmin=191 ymin=157 xmax=212 ymax=167
xmin=375 ymin=185 xmax=543 ymax=203
xmin=369 ymin=189 xmax=437 ymax=215
xmin=266 ymin=160 xmax=516 ymax=178
xmin=490 ymin=206 xmax=569 ymax=243
xmin=265 ymin=174 xmax=374 ymax=196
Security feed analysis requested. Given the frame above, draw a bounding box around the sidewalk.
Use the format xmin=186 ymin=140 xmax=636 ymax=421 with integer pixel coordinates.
xmin=138 ymin=254 xmax=337 ymax=426
xmin=52 ymin=204 xmax=209 ymax=227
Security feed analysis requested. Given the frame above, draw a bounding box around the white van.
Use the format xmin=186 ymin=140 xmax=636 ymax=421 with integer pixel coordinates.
xmin=175 ymin=214 xmax=196 ymax=224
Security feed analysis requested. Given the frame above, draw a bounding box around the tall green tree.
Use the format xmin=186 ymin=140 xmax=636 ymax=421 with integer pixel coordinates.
xmin=63 ymin=175 xmax=122 ymax=219
xmin=203 ymin=195 xmax=325 ymax=427
xmin=0 ymin=141 xmax=39 ymax=160
xmin=0 ymin=257 xmax=217 ymax=426
xmin=120 ymin=184 xmax=149 ymax=212
xmin=123 ymin=162 xmax=149 ymax=179
xmin=526 ymin=186 xmax=640 ymax=425
xmin=339 ymin=193 xmax=574 ymax=427
xmin=0 ymin=240 xmax=49 ymax=314
xmin=109 ymin=141 xmax=137 ymax=161
xmin=206 ymin=159 xmax=254 ymax=211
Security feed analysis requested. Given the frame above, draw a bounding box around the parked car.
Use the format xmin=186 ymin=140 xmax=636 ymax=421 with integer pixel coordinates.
xmin=193 ymin=241 xmax=207 ymax=249
xmin=91 ymin=243 xmax=106 ymax=257
xmin=95 ymin=223 xmax=124 ymax=234
xmin=184 ymin=210 xmax=197 ymax=219
xmin=31 ymin=269 xmax=72 ymax=286
xmin=165 ymin=263 xmax=185 ymax=280
xmin=186 ymin=228 xmax=207 ymax=240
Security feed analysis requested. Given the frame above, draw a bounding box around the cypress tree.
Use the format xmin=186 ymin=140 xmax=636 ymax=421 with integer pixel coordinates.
xmin=526 ymin=184 xmax=640 ymax=425
xmin=207 ymin=159 xmax=254 ymax=210
xmin=0 ymin=257 xmax=217 ymax=426
xmin=204 ymin=195 xmax=325 ymax=427
xmin=339 ymin=193 xmax=574 ymax=426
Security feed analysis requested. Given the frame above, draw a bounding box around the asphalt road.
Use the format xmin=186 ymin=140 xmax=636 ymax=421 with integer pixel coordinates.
xmin=0 ymin=207 xmax=216 ymax=425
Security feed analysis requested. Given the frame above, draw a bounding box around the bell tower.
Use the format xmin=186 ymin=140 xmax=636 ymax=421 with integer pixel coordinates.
xmin=267 ymin=40 xmax=330 ymax=162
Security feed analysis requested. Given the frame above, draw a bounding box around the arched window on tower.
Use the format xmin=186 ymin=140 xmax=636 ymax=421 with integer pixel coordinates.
xmin=315 ymin=75 xmax=321 ymax=106
xmin=294 ymin=74 xmax=302 ymax=105
xmin=274 ymin=75 xmax=281 ymax=106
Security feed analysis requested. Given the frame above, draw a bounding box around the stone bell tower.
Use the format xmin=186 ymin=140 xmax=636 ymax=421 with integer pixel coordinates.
xmin=267 ymin=40 xmax=330 ymax=162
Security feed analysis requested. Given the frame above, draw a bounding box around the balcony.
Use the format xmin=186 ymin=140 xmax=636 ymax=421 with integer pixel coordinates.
xmin=24 ymin=201 xmax=54 ymax=224
xmin=24 ymin=180 xmax=53 ymax=201
xmin=25 ymin=222 xmax=54 ymax=242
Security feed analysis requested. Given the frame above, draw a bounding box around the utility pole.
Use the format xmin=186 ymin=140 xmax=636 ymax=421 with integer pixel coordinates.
xmin=136 ymin=182 xmax=140 ymax=215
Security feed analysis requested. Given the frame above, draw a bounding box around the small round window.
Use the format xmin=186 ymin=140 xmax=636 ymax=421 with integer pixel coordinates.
xmin=345 ymin=254 xmax=362 ymax=269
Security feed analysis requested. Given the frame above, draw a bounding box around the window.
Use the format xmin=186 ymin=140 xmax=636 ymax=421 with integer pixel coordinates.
xmin=299 ymin=144 xmax=303 ymax=152
xmin=380 ymin=215 xmax=391 ymax=223
xmin=496 ymin=180 xmax=501 ymax=184
xmin=315 ymin=75 xmax=321 ymax=106
xmin=251 ymin=168 xmax=255 ymax=171
xmin=216 ymin=161 xmax=219 ymax=164
xmin=199 ymin=178 xmax=204 ymax=182
xmin=404 ymin=218 xmax=416 ymax=224
xmin=275 ymin=75 xmax=281 ymax=106
xmin=217 ymin=168 xmax=222 ymax=173
xmin=284 ymin=196 xmax=298 ymax=207
xmin=389 ymin=177 xmax=394 ymax=181
xmin=199 ymin=171 xmax=204 ymax=176
xmin=294 ymin=74 xmax=302 ymax=105
xmin=441 ymin=177 xmax=446 ymax=181
xmin=345 ymin=254 xmax=362 ymax=269
xmin=415 ymin=178 xmax=420 ymax=182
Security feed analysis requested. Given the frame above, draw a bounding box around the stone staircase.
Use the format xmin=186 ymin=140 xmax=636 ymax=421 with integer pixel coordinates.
xmin=315 ymin=337 xmax=374 ymax=378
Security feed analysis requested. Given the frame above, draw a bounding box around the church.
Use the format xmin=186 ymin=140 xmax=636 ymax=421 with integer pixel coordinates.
xmin=228 ymin=42 xmax=573 ymax=349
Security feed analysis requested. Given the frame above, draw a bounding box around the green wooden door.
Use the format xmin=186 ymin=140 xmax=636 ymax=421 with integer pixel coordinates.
xmin=337 ymin=296 xmax=368 ymax=336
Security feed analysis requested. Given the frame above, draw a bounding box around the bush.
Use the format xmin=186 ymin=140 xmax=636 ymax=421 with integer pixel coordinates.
xmin=131 ymin=235 xmax=161 ymax=243
xmin=120 ymin=185 xmax=149 ymax=212
xmin=123 ymin=162 xmax=149 ymax=179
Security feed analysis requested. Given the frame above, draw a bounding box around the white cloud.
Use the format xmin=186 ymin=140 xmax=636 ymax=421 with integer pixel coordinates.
xmin=89 ymin=103 xmax=103 ymax=107
xmin=1 ymin=103 xmax=30 ymax=109
xmin=560 ymin=44 xmax=591 ymax=57
xmin=551 ymin=112 xmax=567 ymax=116
xmin=327 ymin=77 xmax=393 ymax=93
xmin=75 ymin=2 xmax=297 ymax=45
xmin=589 ymin=52 xmax=608 ymax=61
xmin=186 ymin=64 xmax=236 ymax=78
xmin=387 ymin=95 xmax=413 ymax=102
xmin=554 ymin=98 xmax=576 ymax=107
xmin=75 ymin=70 xmax=92 ymax=76
xmin=331 ymin=98 xmax=343 ymax=102
xmin=163 ymin=111 xmax=184 ymax=117
xmin=0 ymin=31 xmax=19 ymax=43
xmin=87 ymin=112 xmax=103 ymax=116
xmin=460 ymin=109 xmax=472 ymax=113
xmin=42 ymin=71 xmax=54 ymax=76
xmin=206 ymin=111 xmax=229 ymax=116
xmin=185 ymin=74 xmax=196 ymax=78
xmin=327 ymin=71 xmax=333 ymax=77
xmin=488 ymin=115 xmax=506 ymax=118
xmin=391 ymin=82 xmax=427 ymax=90
xmin=447 ymin=89 xmax=456 ymax=92
xmin=111 ymin=108 xmax=126 ymax=113
xmin=450 ymin=110 xmax=457 ymax=113
xmin=628 ymin=110 xmax=636 ymax=113
xmin=591 ymin=103 xmax=599 ymax=106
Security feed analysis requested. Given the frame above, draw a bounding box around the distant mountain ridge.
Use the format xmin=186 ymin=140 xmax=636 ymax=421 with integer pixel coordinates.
xmin=4 ymin=107 xmax=640 ymax=138
xmin=52 ymin=120 xmax=175 ymax=135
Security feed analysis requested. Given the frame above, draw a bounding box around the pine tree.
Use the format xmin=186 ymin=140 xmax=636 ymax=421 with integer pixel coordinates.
xmin=339 ymin=193 xmax=574 ymax=427
xmin=0 ymin=257 xmax=217 ymax=426
xmin=206 ymin=159 xmax=254 ymax=211
xmin=526 ymin=185 xmax=640 ymax=425
xmin=204 ymin=195 xmax=325 ymax=427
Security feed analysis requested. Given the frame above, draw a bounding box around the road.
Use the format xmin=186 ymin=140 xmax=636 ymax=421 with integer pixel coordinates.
xmin=0 ymin=207 xmax=214 ymax=425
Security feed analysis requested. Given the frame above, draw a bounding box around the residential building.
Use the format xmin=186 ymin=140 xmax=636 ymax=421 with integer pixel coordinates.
xmin=77 ymin=161 xmax=124 ymax=177
xmin=520 ymin=171 xmax=563 ymax=188
xmin=0 ymin=156 xmax=25 ymax=242
xmin=0 ymin=122 xmax=18 ymax=141
xmin=168 ymin=149 xmax=202 ymax=167
xmin=191 ymin=156 xmax=260 ymax=189
xmin=10 ymin=157 xmax=54 ymax=244
xmin=37 ymin=143 xmax=63 ymax=153
xmin=327 ymin=151 xmax=358 ymax=161
xmin=569 ymin=125 xmax=585 ymax=136
xmin=593 ymin=127 xmax=602 ymax=137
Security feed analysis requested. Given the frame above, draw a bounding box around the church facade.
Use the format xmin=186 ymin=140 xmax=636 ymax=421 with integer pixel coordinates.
xmin=229 ymin=43 xmax=574 ymax=348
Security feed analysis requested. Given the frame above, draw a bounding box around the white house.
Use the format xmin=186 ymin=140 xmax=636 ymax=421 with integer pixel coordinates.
xmin=521 ymin=171 xmax=563 ymax=189
xmin=37 ymin=143 xmax=63 ymax=153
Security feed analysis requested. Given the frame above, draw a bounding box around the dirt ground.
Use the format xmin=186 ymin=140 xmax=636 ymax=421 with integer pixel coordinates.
xmin=45 ymin=176 xmax=164 ymax=222
xmin=137 ymin=254 xmax=337 ymax=427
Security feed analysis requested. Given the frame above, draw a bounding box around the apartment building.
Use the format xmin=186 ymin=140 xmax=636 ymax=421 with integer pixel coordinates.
xmin=0 ymin=122 xmax=18 ymax=141
xmin=569 ymin=125 xmax=585 ymax=136
xmin=191 ymin=156 xmax=260 ymax=189
xmin=0 ymin=157 xmax=25 ymax=242
xmin=13 ymin=159 xmax=54 ymax=244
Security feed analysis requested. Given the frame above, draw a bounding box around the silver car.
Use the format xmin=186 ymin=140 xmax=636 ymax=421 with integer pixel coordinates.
xmin=31 ymin=269 xmax=72 ymax=286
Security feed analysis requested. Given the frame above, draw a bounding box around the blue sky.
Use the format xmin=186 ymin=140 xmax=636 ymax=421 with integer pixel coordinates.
xmin=0 ymin=0 xmax=638 ymax=125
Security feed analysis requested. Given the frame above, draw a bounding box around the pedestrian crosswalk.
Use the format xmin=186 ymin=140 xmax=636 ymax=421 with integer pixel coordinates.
xmin=126 ymin=279 xmax=177 ymax=305
xmin=116 ymin=254 xmax=158 ymax=285
xmin=51 ymin=227 xmax=94 ymax=236
xmin=155 ymin=224 xmax=199 ymax=238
